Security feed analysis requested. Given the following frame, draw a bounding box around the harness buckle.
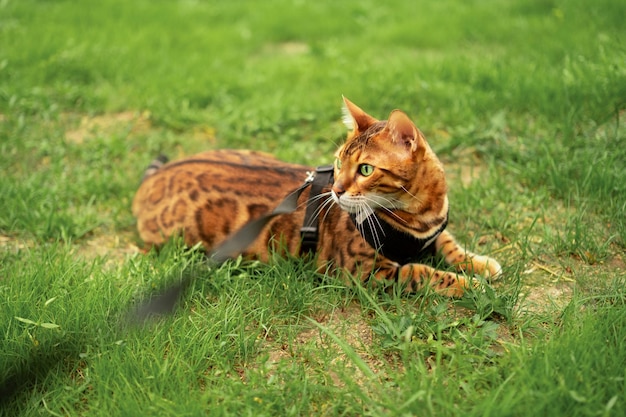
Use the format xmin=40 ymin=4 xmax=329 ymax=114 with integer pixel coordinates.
xmin=304 ymin=171 xmax=315 ymax=183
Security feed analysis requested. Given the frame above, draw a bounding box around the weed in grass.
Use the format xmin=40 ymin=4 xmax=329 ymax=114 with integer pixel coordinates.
xmin=371 ymin=298 xmax=501 ymax=357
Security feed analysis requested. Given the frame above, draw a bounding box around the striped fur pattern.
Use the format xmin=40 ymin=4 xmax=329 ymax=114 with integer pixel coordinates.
xmin=132 ymin=98 xmax=501 ymax=296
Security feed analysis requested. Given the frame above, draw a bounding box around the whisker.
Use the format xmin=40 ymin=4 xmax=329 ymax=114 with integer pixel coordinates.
xmin=401 ymin=186 xmax=422 ymax=203
xmin=349 ymin=200 xmax=379 ymax=250
xmin=360 ymin=193 xmax=402 ymax=212
xmin=377 ymin=206 xmax=409 ymax=225
xmin=306 ymin=193 xmax=334 ymax=226
xmin=371 ymin=194 xmax=401 ymax=209
xmin=295 ymin=190 xmax=331 ymax=212
xmin=308 ymin=191 xmax=333 ymax=203
xmin=369 ymin=209 xmax=385 ymax=237
xmin=318 ymin=197 xmax=337 ymax=225
xmin=356 ymin=205 xmax=367 ymax=239
xmin=364 ymin=204 xmax=385 ymax=250
xmin=362 ymin=195 xmax=408 ymax=226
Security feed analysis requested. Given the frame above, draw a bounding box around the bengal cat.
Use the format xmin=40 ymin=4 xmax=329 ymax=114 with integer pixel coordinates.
xmin=132 ymin=98 xmax=501 ymax=296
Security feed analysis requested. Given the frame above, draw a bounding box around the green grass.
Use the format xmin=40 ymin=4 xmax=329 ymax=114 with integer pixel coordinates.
xmin=1 ymin=0 xmax=625 ymax=415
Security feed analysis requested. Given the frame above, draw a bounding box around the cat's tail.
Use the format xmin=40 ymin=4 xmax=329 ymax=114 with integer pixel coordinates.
xmin=140 ymin=154 xmax=169 ymax=182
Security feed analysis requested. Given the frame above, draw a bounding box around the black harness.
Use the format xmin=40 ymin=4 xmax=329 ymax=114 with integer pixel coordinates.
xmin=349 ymin=212 xmax=447 ymax=264
xmin=300 ymin=166 xmax=447 ymax=264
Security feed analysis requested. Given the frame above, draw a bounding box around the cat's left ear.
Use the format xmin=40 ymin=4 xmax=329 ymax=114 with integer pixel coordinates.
xmin=385 ymin=110 xmax=422 ymax=153
xmin=342 ymin=96 xmax=378 ymax=133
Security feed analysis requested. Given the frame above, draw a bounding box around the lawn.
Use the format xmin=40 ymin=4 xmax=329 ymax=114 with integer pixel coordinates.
xmin=1 ymin=0 xmax=625 ymax=415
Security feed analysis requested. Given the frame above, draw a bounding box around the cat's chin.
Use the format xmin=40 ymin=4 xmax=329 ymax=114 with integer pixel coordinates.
xmin=335 ymin=201 xmax=358 ymax=214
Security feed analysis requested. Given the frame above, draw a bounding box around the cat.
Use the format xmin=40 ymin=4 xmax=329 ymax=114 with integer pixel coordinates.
xmin=132 ymin=97 xmax=501 ymax=296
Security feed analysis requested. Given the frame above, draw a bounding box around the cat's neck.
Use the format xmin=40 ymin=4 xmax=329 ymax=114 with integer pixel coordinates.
xmin=380 ymin=155 xmax=449 ymax=236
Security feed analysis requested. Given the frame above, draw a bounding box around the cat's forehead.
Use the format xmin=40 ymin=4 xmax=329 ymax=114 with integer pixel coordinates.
xmin=339 ymin=121 xmax=387 ymax=158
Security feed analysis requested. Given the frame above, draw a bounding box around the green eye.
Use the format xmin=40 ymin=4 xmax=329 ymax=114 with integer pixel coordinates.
xmin=335 ymin=159 xmax=342 ymax=170
xmin=359 ymin=164 xmax=374 ymax=176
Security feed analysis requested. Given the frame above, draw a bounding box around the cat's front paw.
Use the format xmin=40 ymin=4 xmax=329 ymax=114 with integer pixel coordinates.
xmin=471 ymin=254 xmax=502 ymax=281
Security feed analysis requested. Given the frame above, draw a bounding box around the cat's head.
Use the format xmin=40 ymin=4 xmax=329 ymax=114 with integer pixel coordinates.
xmin=332 ymin=97 xmax=447 ymax=218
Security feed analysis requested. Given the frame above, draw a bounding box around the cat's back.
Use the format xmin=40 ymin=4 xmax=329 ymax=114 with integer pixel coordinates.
xmin=132 ymin=149 xmax=312 ymax=248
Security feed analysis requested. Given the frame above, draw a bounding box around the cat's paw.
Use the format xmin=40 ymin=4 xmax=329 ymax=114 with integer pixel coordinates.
xmin=471 ymin=254 xmax=502 ymax=281
xmin=453 ymin=254 xmax=502 ymax=281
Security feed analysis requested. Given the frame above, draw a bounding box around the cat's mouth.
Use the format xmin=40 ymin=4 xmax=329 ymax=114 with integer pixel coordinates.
xmin=331 ymin=191 xmax=391 ymax=214
xmin=331 ymin=191 xmax=358 ymax=213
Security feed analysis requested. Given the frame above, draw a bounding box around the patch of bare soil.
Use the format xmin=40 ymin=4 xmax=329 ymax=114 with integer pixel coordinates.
xmin=520 ymin=269 xmax=574 ymax=313
xmin=0 ymin=230 xmax=141 ymax=268
xmin=442 ymin=146 xmax=488 ymax=188
xmin=62 ymin=110 xmax=216 ymax=153
xmin=64 ymin=111 xmax=153 ymax=144
xmin=260 ymin=302 xmax=385 ymax=388
xmin=258 ymin=41 xmax=311 ymax=57
xmin=0 ymin=234 xmax=35 ymax=253
xmin=71 ymin=230 xmax=141 ymax=265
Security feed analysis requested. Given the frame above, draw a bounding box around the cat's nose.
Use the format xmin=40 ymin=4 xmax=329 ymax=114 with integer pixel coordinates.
xmin=331 ymin=185 xmax=346 ymax=200
xmin=331 ymin=184 xmax=345 ymax=197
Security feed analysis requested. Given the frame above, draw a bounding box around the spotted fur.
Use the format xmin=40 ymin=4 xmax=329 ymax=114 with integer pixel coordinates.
xmin=132 ymin=98 xmax=501 ymax=296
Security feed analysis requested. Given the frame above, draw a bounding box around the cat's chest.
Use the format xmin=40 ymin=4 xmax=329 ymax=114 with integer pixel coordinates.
xmin=348 ymin=211 xmax=446 ymax=264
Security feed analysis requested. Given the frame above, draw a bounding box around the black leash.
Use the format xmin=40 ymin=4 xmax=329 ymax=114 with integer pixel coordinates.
xmin=130 ymin=165 xmax=334 ymax=324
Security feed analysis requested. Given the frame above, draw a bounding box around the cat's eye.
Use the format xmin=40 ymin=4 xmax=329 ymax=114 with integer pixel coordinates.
xmin=335 ymin=159 xmax=342 ymax=170
xmin=359 ymin=164 xmax=374 ymax=176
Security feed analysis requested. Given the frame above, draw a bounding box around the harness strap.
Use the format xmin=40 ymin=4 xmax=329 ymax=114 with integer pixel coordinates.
xmin=300 ymin=165 xmax=334 ymax=255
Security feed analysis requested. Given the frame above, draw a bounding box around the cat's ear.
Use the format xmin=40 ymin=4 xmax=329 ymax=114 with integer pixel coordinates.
xmin=385 ymin=109 xmax=421 ymax=153
xmin=342 ymin=96 xmax=378 ymax=132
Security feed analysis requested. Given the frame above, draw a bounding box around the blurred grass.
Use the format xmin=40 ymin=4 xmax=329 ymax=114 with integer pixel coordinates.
xmin=1 ymin=0 xmax=625 ymax=415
